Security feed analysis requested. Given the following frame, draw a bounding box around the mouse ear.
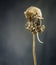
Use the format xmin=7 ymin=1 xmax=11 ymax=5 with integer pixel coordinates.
xmin=24 ymin=11 xmax=26 ymax=15
xmin=37 ymin=32 xmax=43 ymax=43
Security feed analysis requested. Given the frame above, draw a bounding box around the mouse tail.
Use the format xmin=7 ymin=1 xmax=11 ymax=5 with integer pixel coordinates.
xmin=37 ymin=32 xmax=43 ymax=43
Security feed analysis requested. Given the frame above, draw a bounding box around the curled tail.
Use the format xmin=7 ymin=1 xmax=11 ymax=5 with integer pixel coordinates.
xmin=37 ymin=32 xmax=43 ymax=43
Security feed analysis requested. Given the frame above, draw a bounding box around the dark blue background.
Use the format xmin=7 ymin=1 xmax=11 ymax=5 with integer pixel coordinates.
xmin=0 ymin=0 xmax=56 ymax=65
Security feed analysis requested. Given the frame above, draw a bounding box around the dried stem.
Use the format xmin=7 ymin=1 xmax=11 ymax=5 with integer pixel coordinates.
xmin=32 ymin=33 xmax=37 ymax=65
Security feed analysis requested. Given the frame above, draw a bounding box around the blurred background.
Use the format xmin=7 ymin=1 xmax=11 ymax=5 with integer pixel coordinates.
xmin=0 ymin=0 xmax=56 ymax=65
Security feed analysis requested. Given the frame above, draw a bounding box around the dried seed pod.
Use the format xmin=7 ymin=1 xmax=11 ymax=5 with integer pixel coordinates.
xmin=24 ymin=6 xmax=45 ymax=43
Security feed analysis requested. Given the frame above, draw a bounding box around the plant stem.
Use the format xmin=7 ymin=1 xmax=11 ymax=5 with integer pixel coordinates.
xmin=32 ymin=33 xmax=37 ymax=65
